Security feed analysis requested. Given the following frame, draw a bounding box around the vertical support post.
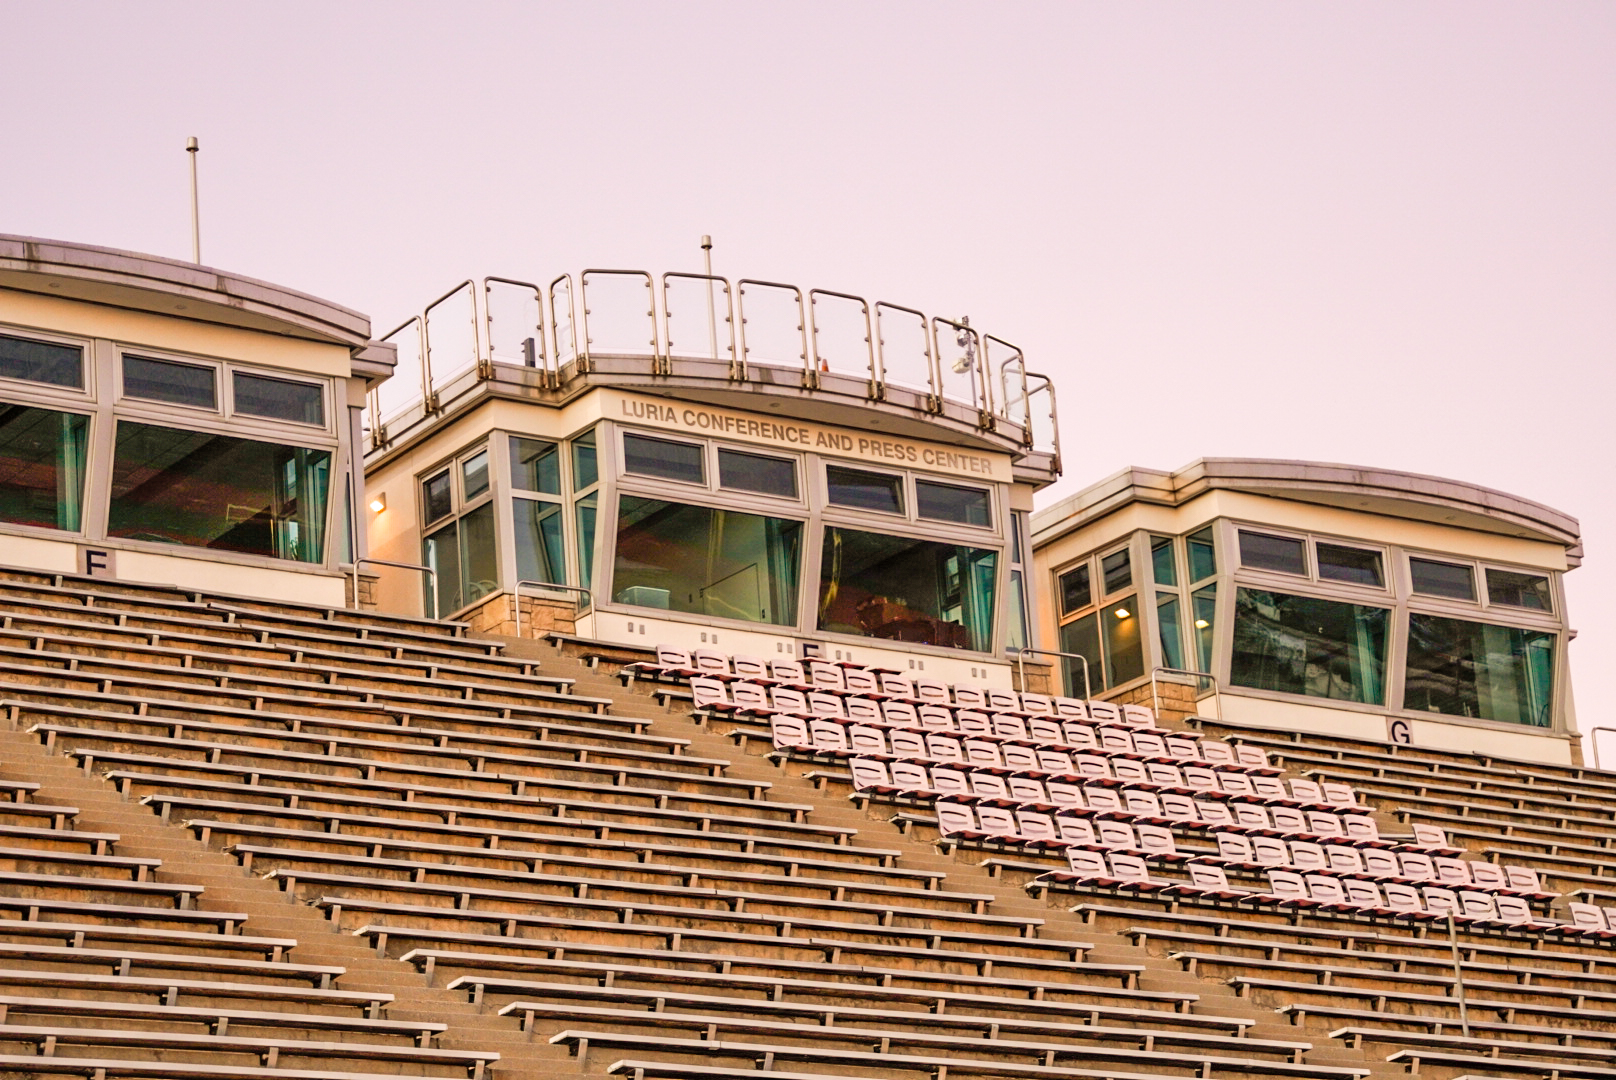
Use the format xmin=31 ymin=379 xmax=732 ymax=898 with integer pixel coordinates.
xmin=702 ymin=235 xmax=718 ymax=363
xmin=1447 ymin=914 xmax=1470 ymax=1037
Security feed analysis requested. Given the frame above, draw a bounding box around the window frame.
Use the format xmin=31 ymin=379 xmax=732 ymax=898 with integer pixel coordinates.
xmin=113 ymin=345 xmax=336 ymax=441
xmin=0 ymin=325 xmax=94 ymax=403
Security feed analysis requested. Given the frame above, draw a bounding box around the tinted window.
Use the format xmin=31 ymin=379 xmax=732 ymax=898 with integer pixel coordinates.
xmin=719 ymin=449 xmax=797 ymax=498
xmin=571 ymin=429 xmax=598 ymax=489
xmin=916 ymin=480 xmax=989 ymax=526
xmin=0 ymin=333 xmax=82 ymax=388
xmin=826 ymin=466 xmax=902 ymax=514
xmin=0 ymin=404 xmax=89 ymax=530
xmin=510 ymin=436 xmax=561 ymax=495
xmin=1188 ymin=527 xmax=1217 ymax=582
xmin=1410 ymin=557 xmax=1475 ymax=601
xmin=1102 ymin=549 xmax=1132 ymax=594
xmin=461 ymin=449 xmax=490 ymax=501
xmin=1486 ymin=568 xmax=1552 ymax=611
xmin=124 ymin=355 xmax=216 ymax=409
xmin=1317 ymin=543 xmax=1384 ymax=587
xmin=1239 ymin=531 xmax=1306 ymax=575
xmin=1231 ymin=588 xmax=1388 ymax=704
xmin=1059 ymin=565 xmax=1091 ymax=615
xmin=1405 ymin=613 xmax=1553 ymax=726
xmin=1150 ymin=536 xmax=1177 ymax=586
xmin=422 ymin=470 xmax=452 ymax=525
xmin=623 ymin=433 xmax=703 ymax=484
xmin=232 ymin=372 xmax=323 ymax=425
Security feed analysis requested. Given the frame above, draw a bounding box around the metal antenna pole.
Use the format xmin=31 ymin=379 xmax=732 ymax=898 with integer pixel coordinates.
xmin=186 ymin=137 xmax=201 ymax=264
xmin=701 ymin=235 xmax=717 ymax=362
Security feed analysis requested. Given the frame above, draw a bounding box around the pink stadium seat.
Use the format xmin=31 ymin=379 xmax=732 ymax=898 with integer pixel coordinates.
xmin=769 ymin=714 xmax=813 ymax=752
xmin=952 ymin=685 xmax=988 ymax=709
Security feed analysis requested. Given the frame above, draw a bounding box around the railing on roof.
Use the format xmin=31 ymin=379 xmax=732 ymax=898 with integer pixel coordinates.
xmin=363 ymin=270 xmax=1061 ymax=469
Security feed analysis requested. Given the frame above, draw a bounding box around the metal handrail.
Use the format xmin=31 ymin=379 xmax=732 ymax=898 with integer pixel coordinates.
xmin=930 ymin=315 xmax=989 ymax=425
xmin=353 ymin=558 xmax=439 ymax=621
xmin=483 ymin=276 xmax=550 ymax=385
xmin=580 ymin=269 xmax=660 ymax=372
xmin=513 ymin=580 xmax=593 ymax=640
xmin=1150 ymin=666 xmax=1222 ymax=721
xmin=807 ymin=288 xmax=876 ymax=396
xmin=421 ymin=279 xmax=477 ymax=412
xmin=735 ymin=279 xmax=808 ymax=385
xmin=1006 ymin=646 xmax=1090 ymax=702
xmin=662 ymin=272 xmax=736 ymax=372
xmin=873 ymin=300 xmax=940 ymax=411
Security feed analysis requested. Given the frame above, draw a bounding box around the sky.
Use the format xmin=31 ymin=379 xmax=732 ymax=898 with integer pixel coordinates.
xmin=4 ymin=1 xmax=1614 ymax=751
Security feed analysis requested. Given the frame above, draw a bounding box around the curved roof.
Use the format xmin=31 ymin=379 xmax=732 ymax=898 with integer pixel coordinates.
xmin=0 ymin=234 xmax=376 ymax=350
xmin=1034 ymin=457 xmax=1583 ymax=566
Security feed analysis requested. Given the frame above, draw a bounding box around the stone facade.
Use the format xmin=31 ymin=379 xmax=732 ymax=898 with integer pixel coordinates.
xmin=459 ymin=590 xmax=578 ymax=640
xmin=1109 ymin=677 xmax=1202 ymax=729
xmin=346 ymin=572 xmax=379 ymax=610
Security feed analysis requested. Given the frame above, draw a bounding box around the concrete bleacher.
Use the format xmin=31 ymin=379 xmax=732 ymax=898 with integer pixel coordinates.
xmin=3 ymin=569 xmax=1616 ymax=1079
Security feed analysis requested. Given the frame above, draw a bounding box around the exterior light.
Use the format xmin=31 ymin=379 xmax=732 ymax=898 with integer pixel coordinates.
xmin=1113 ymin=607 xmax=1131 ymax=619
xmin=1194 ymin=618 xmax=1210 ymax=628
xmin=368 ymin=494 xmax=387 ymax=513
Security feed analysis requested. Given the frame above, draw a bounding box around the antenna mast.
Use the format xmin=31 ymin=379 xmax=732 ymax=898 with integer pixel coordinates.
xmin=187 ymin=137 xmax=201 ymax=264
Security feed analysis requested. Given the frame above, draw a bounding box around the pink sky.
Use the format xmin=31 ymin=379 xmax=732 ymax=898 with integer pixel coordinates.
xmin=4 ymin=1 xmax=1613 ymax=751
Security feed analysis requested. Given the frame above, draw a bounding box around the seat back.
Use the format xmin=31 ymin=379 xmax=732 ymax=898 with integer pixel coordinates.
xmin=1195 ymin=800 xmax=1235 ymax=828
xmin=843 ymin=667 xmax=879 ymax=695
xmin=843 ymin=697 xmax=882 ymax=722
xmin=1231 ymin=804 xmax=1271 ymax=831
xmin=1061 ymin=722 xmax=1099 ymax=752
xmin=770 ymin=686 xmax=809 ymax=714
xmin=1268 ymin=806 xmax=1308 ymax=834
xmin=1320 ymin=782 xmax=1358 ymax=807
xmin=1098 ymin=727 xmax=1134 ymax=755
xmin=879 ymin=672 xmax=916 ymax=699
xmin=913 ymin=677 xmax=951 ymax=704
xmin=1020 ymin=693 xmax=1054 ymax=716
xmin=690 ymin=677 xmax=731 ymax=709
xmin=1087 ymin=701 xmax=1122 ymax=724
xmin=1305 ymin=874 xmax=1348 ymax=904
xmin=1182 ymin=765 xmax=1220 ymax=792
xmin=1307 ymin=812 xmax=1345 ymax=839
xmin=1164 ymin=734 xmax=1201 ymax=760
xmin=1290 ymin=842 xmax=1328 ymax=872
xmin=1411 ymin=823 xmax=1450 ymax=849
xmin=1381 ymin=881 xmax=1424 ymax=914
xmin=1160 ymin=792 xmax=1200 ymax=823
xmin=931 ymin=768 xmax=971 ymax=798
xmin=1288 ymin=779 xmax=1325 ymax=804
xmin=1251 ymin=775 xmax=1288 ymax=800
xmin=1251 ymin=836 xmax=1289 ymax=866
xmin=1047 ymin=781 xmax=1086 ymax=809
xmin=1027 ymin=717 xmax=1065 ymax=744
xmin=1434 ymin=857 xmax=1472 ymax=886
xmin=1015 ymin=811 xmax=1058 ymax=843
xmin=968 ymin=772 xmax=1011 ymax=801
xmin=963 ymin=739 xmax=1005 ymax=769
xmin=985 ymin=688 xmax=1021 ymax=713
xmin=1459 ymin=890 xmax=1498 ymax=919
xmin=1119 ymin=704 xmax=1155 ymax=728
xmin=1362 ymin=848 xmax=1399 ymax=877
xmin=1197 ymin=740 xmax=1235 ymax=765
xmin=807 ymin=691 xmax=845 ymax=718
xmin=916 ymin=705 xmax=955 ymax=731
xmin=1083 ymin=786 xmax=1125 ymax=814
xmin=1233 ymin=744 xmax=1269 ymax=769
xmin=1095 ymin=819 xmax=1137 ymax=849
xmin=848 ymin=757 xmax=891 ymax=791
xmin=1123 ymin=789 xmax=1163 ymax=819
xmin=1493 ymin=893 xmax=1533 ymax=924
xmin=1399 ymin=853 xmax=1437 ymax=882
xmin=807 ymin=661 xmax=846 ymax=691
xmin=1569 ymin=901 xmax=1609 ymax=932
xmin=975 ymin=804 xmax=1017 ymax=837
xmin=888 ymin=728 xmax=927 ymax=757
xmin=1072 ymin=754 xmax=1113 ymax=781
xmin=1421 ymin=886 xmax=1460 ymax=917
xmin=1111 ymin=758 xmax=1149 ymax=784
xmin=1342 ymin=815 xmax=1380 ymax=843
xmin=1325 ymin=844 xmax=1365 ymax=875
xmin=889 ymin=760 xmax=932 ymax=792
xmin=1188 ymin=862 xmax=1234 ymax=892
xmin=1468 ymin=863 xmax=1508 ymax=890
xmin=731 ymin=654 xmax=768 ymax=679
xmin=807 ymin=719 xmax=849 ymax=753
xmin=991 ymin=714 xmax=1031 ymax=741
xmin=1008 ymin=776 xmax=1048 ymax=805
xmin=1504 ymin=865 xmax=1548 ymax=894
xmin=692 ymin=648 xmax=731 ymax=676
xmin=954 ymin=710 xmax=992 ymax=737
xmin=769 ymin=658 xmax=807 ymax=684
xmin=882 ymin=701 xmax=920 ymax=727
xmin=1136 ymin=823 xmax=1177 ymax=857
xmin=1001 ymin=744 xmax=1040 ymax=771
xmin=935 ymin=800 xmax=978 ymax=837
xmin=1037 ymin=749 xmax=1075 ymax=775
xmin=1065 ymin=848 xmax=1108 ymax=876
xmin=1265 ymin=869 xmax=1309 ymax=901
xmin=1052 ymin=697 xmax=1090 ymax=721
xmin=847 ymin=725 xmax=888 ymax=755
xmin=769 ymin=715 xmax=811 ymax=750
xmin=1344 ymin=879 xmax=1384 ymax=908
xmin=1216 ymin=831 xmax=1254 ymax=863
xmin=925 ymin=734 xmax=965 ymax=764
xmin=1108 ymin=853 xmax=1150 ymax=882
xmin=1131 ymin=732 xmax=1168 ymax=758
xmin=952 ymin=684 xmax=987 ymax=709
xmin=730 ymin=682 xmax=770 ymax=710
xmin=1056 ymin=814 xmax=1096 ymax=845
xmin=656 ymin=643 xmax=694 ymax=669
xmin=1217 ymin=772 xmax=1255 ymax=798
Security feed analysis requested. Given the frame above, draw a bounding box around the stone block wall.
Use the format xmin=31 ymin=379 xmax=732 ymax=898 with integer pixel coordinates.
xmin=459 ymin=590 xmax=578 ymax=639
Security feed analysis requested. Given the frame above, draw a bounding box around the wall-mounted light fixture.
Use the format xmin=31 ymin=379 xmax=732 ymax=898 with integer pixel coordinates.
xmin=1113 ymin=607 xmax=1131 ymax=619
xmin=368 ymin=493 xmax=387 ymax=513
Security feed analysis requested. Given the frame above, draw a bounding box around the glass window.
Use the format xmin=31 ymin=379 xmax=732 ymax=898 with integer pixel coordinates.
xmin=1230 ymin=588 xmax=1388 ymax=704
xmin=1150 ymin=536 xmax=1177 ymax=586
xmin=1102 ymin=549 xmax=1131 ymax=594
xmin=1239 ymin=531 xmax=1306 ymax=576
xmin=1191 ymin=583 xmax=1217 ymax=673
xmin=1411 ymin=557 xmax=1476 ymax=601
xmin=615 ymin=496 xmax=802 ymax=626
xmin=623 ymin=433 xmax=703 ymax=484
xmin=916 ymin=480 xmax=990 ymax=527
xmin=718 ymin=448 xmax=797 ymax=498
xmin=1188 ymin=526 xmax=1217 ymax=582
xmin=421 ymin=470 xmax=452 ymax=525
xmin=514 ymin=499 xmax=564 ymax=585
xmin=1317 ymin=543 xmax=1384 ymax=587
xmin=1059 ymin=614 xmax=1099 ymax=697
xmin=571 ymin=429 xmax=598 ymax=489
xmin=1157 ymin=593 xmax=1185 ymax=671
xmin=1006 ymin=569 xmax=1028 ymax=651
xmin=1103 ymin=596 xmax=1145 ymax=687
xmin=818 ymin=527 xmax=996 ymax=651
xmin=232 ymin=372 xmax=323 ymax=426
xmin=1404 ymin=614 xmax=1554 ymax=727
xmin=575 ymin=492 xmax=598 ymax=592
xmin=510 ymin=436 xmax=561 ymax=495
xmin=421 ymin=502 xmax=498 ymax=618
xmin=1059 ymin=564 xmax=1091 ymax=615
xmin=461 ymin=449 xmax=490 ymax=501
xmin=1486 ymin=568 xmax=1553 ymax=612
xmin=107 ymin=421 xmax=330 ymax=563
xmin=123 ymin=355 xmax=216 ymax=409
xmin=0 ymin=404 xmax=88 ymax=531
xmin=0 ymin=333 xmax=82 ymax=389
xmin=826 ymin=466 xmax=903 ymax=514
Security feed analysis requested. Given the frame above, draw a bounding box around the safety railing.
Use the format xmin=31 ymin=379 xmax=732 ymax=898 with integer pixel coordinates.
xmin=513 ymin=580 xmax=593 ymax=640
xmin=368 ymin=267 xmax=1058 ymax=455
xmin=1149 ymin=666 xmax=1222 ymax=722
xmin=1007 ymin=646 xmax=1091 ymax=702
xmin=353 ymin=558 xmax=439 ymax=621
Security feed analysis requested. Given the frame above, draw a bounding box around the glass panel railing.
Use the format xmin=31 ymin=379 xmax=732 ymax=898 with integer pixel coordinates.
xmin=374 ymin=317 xmax=424 ymax=430
xmin=424 ymin=281 xmax=479 ymax=402
xmin=580 ymin=270 xmax=658 ymax=363
xmin=484 ymin=277 xmax=547 ymax=380
xmin=736 ymin=280 xmax=808 ymax=378
xmin=989 ymin=337 xmax=1030 ymax=443
xmin=808 ymin=289 xmax=875 ymax=390
xmin=932 ymin=316 xmax=986 ymax=416
xmin=662 ymin=273 xmax=735 ymax=368
xmin=549 ymin=274 xmax=578 ymax=369
xmin=1028 ymin=372 xmax=1059 ymax=459
xmin=874 ymin=302 xmax=936 ymax=404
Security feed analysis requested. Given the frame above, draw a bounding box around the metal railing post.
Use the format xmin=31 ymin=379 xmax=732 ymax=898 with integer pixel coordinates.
xmin=353 ymin=558 xmax=440 ymax=621
xmin=1006 ymin=647 xmax=1091 ymax=702
xmin=514 ymin=580 xmax=594 ymax=640
xmin=1150 ymin=666 xmax=1222 ymax=721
